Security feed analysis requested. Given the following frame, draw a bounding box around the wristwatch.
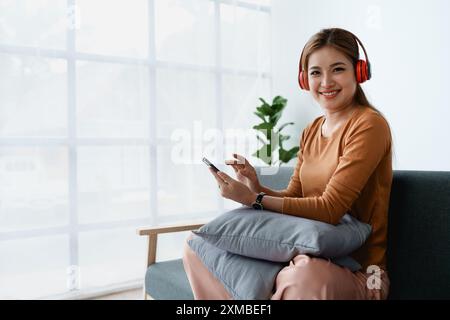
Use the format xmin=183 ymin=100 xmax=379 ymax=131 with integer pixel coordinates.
xmin=251 ymin=192 xmax=266 ymax=210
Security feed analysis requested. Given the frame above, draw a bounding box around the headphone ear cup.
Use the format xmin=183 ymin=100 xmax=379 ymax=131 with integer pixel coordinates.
xmin=356 ymin=60 xmax=369 ymax=83
xmin=298 ymin=71 xmax=310 ymax=91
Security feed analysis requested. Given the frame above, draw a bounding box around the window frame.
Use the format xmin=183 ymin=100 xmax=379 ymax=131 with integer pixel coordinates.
xmin=0 ymin=0 xmax=272 ymax=299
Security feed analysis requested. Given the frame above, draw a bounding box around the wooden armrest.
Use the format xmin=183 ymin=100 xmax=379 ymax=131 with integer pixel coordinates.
xmin=137 ymin=221 xmax=208 ymax=268
xmin=137 ymin=222 xmax=206 ymax=236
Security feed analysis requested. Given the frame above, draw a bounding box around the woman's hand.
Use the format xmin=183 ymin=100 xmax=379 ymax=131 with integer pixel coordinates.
xmin=209 ymin=168 xmax=257 ymax=206
xmin=225 ymin=153 xmax=261 ymax=193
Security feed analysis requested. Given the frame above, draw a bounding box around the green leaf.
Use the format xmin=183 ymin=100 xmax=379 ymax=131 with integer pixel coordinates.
xmin=277 ymin=122 xmax=294 ymax=133
xmin=271 ymin=96 xmax=287 ymax=112
xmin=272 ymin=104 xmax=285 ymax=114
xmin=272 ymin=100 xmax=287 ymax=114
xmin=253 ymin=122 xmax=274 ymax=130
xmin=279 ymin=146 xmax=300 ymax=163
xmin=258 ymin=97 xmax=276 ymax=116
xmin=253 ymin=122 xmax=274 ymax=140
xmin=269 ymin=112 xmax=282 ymax=126
xmin=256 ymin=104 xmax=273 ymax=116
xmin=259 ymin=97 xmax=269 ymax=105
xmin=254 ymin=111 xmax=267 ymax=123
xmin=272 ymin=95 xmax=287 ymax=106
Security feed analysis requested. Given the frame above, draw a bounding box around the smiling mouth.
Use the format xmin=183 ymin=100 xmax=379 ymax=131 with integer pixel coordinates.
xmin=319 ymin=90 xmax=340 ymax=98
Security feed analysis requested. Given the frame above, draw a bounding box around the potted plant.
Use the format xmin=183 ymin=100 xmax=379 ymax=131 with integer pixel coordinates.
xmin=252 ymin=96 xmax=299 ymax=166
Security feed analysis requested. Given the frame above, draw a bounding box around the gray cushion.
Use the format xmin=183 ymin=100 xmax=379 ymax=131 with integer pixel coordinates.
xmin=145 ymin=259 xmax=194 ymax=300
xmin=193 ymin=207 xmax=371 ymax=271
xmin=188 ymin=235 xmax=284 ymax=300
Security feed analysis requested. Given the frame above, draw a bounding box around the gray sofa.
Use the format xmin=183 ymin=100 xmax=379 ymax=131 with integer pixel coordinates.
xmin=137 ymin=167 xmax=450 ymax=300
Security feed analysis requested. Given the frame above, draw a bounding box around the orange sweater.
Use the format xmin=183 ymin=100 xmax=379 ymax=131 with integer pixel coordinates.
xmin=282 ymin=106 xmax=392 ymax=270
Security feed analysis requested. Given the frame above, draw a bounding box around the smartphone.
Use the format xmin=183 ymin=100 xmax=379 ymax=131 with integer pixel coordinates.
xmin=202 ymin=157 xmax=220 ymax=173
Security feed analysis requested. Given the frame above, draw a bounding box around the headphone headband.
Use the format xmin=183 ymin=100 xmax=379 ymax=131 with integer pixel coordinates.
xmin=352 ymin=33 xmax=371 ymax=79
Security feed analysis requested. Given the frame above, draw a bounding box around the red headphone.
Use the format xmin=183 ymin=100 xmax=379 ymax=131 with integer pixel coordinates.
xmin=298 ymin=32 xmax=371 ymax=91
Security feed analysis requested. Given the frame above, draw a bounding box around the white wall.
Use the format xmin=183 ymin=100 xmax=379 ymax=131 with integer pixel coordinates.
xmin=272 ymin=0 xmax=450 ymax=171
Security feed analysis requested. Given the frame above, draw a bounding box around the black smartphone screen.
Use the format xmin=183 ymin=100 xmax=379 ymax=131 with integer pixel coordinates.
xmin=202 ymin=157 xmax=220 ymax=172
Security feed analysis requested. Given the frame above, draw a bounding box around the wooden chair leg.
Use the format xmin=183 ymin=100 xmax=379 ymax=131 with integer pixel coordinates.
xmin=143 ymin=234 xmax=157 ymax=300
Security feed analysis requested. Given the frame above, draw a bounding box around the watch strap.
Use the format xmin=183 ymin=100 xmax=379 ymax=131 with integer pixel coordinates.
xmin=255 ymin=192 xmax=266 ymax=204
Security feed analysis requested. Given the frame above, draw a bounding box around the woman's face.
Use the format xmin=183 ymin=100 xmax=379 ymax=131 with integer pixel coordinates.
xmin=307 ymin=46 xmax=357 ymax=112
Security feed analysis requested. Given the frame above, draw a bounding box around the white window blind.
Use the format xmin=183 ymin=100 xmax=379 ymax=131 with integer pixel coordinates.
xmin=0 ymin=0 xmax=272 ymax=299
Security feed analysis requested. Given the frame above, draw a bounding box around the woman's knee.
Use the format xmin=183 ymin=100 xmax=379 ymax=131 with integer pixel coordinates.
xmin=182 ymin=232 xmax=196 ymax=262
xmin=185 ymin=232 xmax=195 ymax=243
xmin=275 ymin=257 xmax=336 ymax=299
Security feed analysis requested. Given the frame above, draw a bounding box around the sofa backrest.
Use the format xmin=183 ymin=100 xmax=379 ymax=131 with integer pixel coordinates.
xmin=387 ymin=170 xmax=450 ymax=299
xmin=256 ymin=166 xmax=293 ymax=191
xmin=256 ymin=167 xmax=450 ymax=299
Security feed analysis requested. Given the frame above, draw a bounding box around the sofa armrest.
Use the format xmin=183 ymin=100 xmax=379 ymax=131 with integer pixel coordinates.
xmin=137 ymin=222 xmax=207 ymax=268
xmin=137 ymin=222 xmax=206 ymax=236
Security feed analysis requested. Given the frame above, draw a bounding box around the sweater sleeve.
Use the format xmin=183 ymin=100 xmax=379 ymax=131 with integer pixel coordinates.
xmin=282 ymin=129 xmax=306 ymax=198
xmin=282 ymin=114 xmax=391 ymax=225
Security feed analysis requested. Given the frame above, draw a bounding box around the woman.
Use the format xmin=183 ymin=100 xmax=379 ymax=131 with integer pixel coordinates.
xmin=183 ymin=28 xmax=392 ymax=300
